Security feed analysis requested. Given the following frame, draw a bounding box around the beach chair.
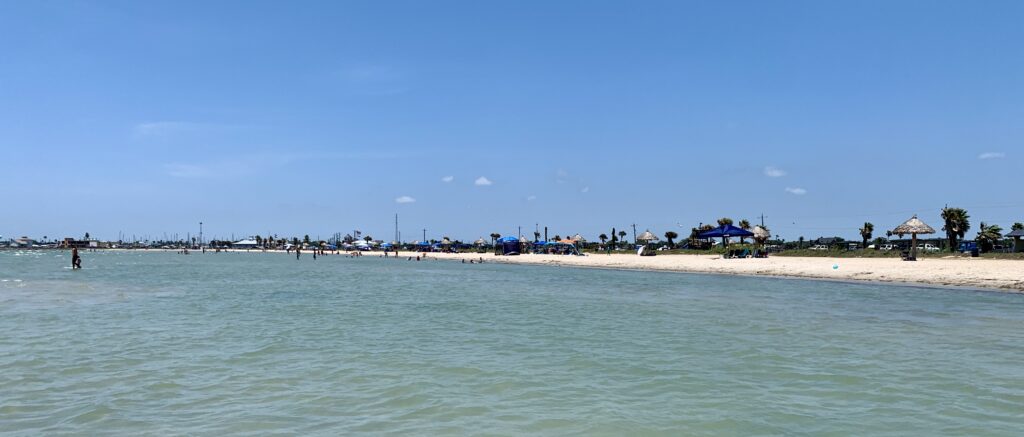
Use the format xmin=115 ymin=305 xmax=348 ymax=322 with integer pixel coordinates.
xmin=738 ymin=249 xmax=751 ymax=258
xmin=900 ymin=250 xmax=915 ymax=261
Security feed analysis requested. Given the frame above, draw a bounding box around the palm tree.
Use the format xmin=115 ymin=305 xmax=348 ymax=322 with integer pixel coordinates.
xmin=598 ymin=234 xmax=608 ymax=248
xmin=886 ymin=230 xmax=893 ymax=241
xmin=976 ymin=222 xmax=1003 ymax=253
xmin=618 ymin=230 xmax=627 ymax=246
xmin=1012 ymin=222 xmax=1024 ymax=231
xmin=255 ymin=235 xmax=263 ymax=247
xmin=364 ymin=236 xmax=372 ymax=242
xmin=859 ymin=222 xmax=874 ymax=249
xmin=664 ymin=231 xmax=678 ymax=248
xmin=489 ymin=233 xmax=500 ymax=246
xmin=798 ymin=236 xmax=805 ymax=249
xmin=738 ymin=219 xmax=751 ymax=244
xmin=553 ymin=235 xmax=562 ymax=241
xmin=717 ymin=217 xmax=733 ymax=226
xmin=941 ymin=207 xmax=971 ymax=253
xmin=303 ymin=235 xmax=311 ymax=245
xmin=84 ymin=232 xmax=90 ymax=240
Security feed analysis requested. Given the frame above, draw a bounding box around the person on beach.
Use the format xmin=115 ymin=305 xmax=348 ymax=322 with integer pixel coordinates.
xmin=71 ymin=247 xmax=82 ymax=269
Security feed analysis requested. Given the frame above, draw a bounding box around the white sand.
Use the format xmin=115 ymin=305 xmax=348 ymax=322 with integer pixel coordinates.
xmin=395 ymin=251 xmax=1024 ymax=292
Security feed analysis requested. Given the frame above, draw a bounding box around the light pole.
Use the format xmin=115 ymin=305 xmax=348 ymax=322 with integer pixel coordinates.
xmin=199 ymin=222 xmax=203 ymax=248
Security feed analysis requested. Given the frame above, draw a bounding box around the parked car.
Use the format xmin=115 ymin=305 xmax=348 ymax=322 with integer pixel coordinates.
xmin=958 ymin=241 xmax=977 ymax=253
xmin=917 ymin=244 xmax=940 ymax=252
xmin=879 ymin=244 xmax=898 ymax=251
xmin=809 ymin=245 xmax=829 ymax=251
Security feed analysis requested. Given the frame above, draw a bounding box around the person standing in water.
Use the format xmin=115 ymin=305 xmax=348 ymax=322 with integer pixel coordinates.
xmin=296 ymin=246 xmax=301 ymax=260
xmin=71 ymin=247 xmax=82 ymax=269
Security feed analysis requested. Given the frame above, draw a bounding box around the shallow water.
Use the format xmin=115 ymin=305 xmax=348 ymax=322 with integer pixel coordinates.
xmin=1 ymin=250 xmax=1022 ymax=435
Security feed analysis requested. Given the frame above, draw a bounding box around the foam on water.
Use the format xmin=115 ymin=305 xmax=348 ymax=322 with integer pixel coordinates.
xmin=1 ymin=251 xmax=1023 ymax=435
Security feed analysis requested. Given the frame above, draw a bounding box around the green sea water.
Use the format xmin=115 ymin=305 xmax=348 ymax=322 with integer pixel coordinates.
xmin=1 ymin=250 xmax=1022 ymax=435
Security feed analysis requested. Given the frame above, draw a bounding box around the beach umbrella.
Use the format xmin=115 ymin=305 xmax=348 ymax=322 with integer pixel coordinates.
xmin=636 ymin=230 xmax=659 ymax=242
xmin=441 ymin=237 xmax=452 ymax=245
xmin=892 ymin=215 xmax=936 ymax=260
xmin=571 ymin=233 xmax=586 ymax=242
xmin=473 ymin=238 xmax=487 ymax=246
xmin=519 ymin=236 xmax=530 ymax=243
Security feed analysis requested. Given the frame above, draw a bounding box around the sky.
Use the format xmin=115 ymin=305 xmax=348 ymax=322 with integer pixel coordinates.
xmin=2 ymin=0 xmax=1022 ymax=243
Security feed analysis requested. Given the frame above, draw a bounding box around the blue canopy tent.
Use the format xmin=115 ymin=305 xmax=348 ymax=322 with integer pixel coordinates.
xmin=415 ymin=241 xmax=432 ymax=252
xmin=496 ymin=236 xmax=521 ymax=256
xmin=698 ymin=224 xmax=754 ymax=248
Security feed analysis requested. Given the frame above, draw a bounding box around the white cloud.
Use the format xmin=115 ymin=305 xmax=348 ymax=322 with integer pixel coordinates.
xmin=764 ymin=166 xmax=787 ymax=177
xmin=474 ymin=176 xmax=492 ymax=186
xmin=526 ymin=195 xmax=537 ymax=201
xmin=785 ymin=187 xmax=807 ymax=195
xmin=395 ymin=196 xmax=416 ymax=204
xmin=441 ymin=175 xmax=454 ymax=183
xmin=978 ymin=152 xmax=1005 ymax=160
xmin=580 ymin=186 xmax=590 ymax=193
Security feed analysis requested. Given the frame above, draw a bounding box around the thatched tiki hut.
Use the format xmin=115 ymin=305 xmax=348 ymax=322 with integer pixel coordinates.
xmin=892 ymin=215 xmax=936 ymax=261
xmin=636 ymin=230 xmax=659 ymax=243
xmin=752 ymin=225 xmax=771 ymax=247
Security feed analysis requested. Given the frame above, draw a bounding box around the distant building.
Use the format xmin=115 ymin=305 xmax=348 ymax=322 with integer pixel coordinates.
xmin=233 ymin=239 xmax=259 ymax=249
xmin=815 ymin=237 xmax=842 ymax=247
xmin=14 ymin=236 xmax=36 ymax=247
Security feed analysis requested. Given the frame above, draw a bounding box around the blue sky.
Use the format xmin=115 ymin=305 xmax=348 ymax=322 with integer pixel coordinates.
xmin=2 ymin=1 xmax=1022 ymax=243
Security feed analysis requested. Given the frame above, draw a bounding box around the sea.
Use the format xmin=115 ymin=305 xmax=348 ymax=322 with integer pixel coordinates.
xmin=1 ymin=250 xmax=1022 ymax=435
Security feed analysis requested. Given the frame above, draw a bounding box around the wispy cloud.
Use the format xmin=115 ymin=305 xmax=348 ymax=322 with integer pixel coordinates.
xmin=162 ymin=152 xmax=305 ymax=179
xmin=441 ymin=175 xmax=454 ymax=183
xmin=475 ymin=176 xmax=492 ymax=186
xmin=164 ymin=163 xmax=213 ymax=178
xmin=395 ymin=196 xmax=416 ymax=204
xmin=785 ymin=187 xmax=807 ymax=195
xmin=526 ymin=195 xmax=537 ymax=201
xmin=764 ymin=166 xmax=787 ymax=178
xmin=978 ymin=152 xmax=1005 ymax=160
xmin=134 ymin=121 xmax=205 ymax=137
xmin=580 ymin=186 xmax=590 ymax=193
xmin=556 ymin=169 xmax=569 ymax=184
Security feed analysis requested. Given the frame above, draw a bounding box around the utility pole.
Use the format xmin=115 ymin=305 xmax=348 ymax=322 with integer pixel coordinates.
xmin=758 ymin=214 xmax=766 ymax=227
xmin=423 ymin=228 xmax=427 ymax=242
xmin=199 ymin=221 xmax=203 ymax=248
xmin=518 ymin=226 xmax=521 ymax=240
xmin=395 ymin=214 xmax=399 ymax=243
xmin=632 ymin=223 xmax=637 ymax=245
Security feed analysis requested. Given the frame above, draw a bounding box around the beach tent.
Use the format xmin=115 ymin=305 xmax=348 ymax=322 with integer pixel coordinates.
xmin=892 ymin=215 xmax=936 ymax=260
xmin=496 ymin=236 xmax=521 ymax=255
xmin=698 ymin=224 xmax=754 ymax=247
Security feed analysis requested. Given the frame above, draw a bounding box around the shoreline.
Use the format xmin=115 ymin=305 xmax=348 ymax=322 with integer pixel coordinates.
xmin=397 ymin=251 xmax=1024 ymax=293
xmin=6 ymin=248 xmax=1022 ymax=292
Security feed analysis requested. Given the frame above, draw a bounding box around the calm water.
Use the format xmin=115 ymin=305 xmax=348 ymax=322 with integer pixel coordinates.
xmin=1 ymin=250 xmax=1022 ymax=435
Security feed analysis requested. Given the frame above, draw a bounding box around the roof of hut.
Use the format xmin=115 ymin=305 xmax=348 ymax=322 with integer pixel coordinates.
xmin=892 ymin=215 xmax=936 ymax=235
xmin=637 ymin=230 xmax=659 ymax=241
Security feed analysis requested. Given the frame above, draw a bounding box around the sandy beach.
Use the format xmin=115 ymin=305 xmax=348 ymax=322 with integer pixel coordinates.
xmin=391 ymin=251 xmax=1024 ymax=292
